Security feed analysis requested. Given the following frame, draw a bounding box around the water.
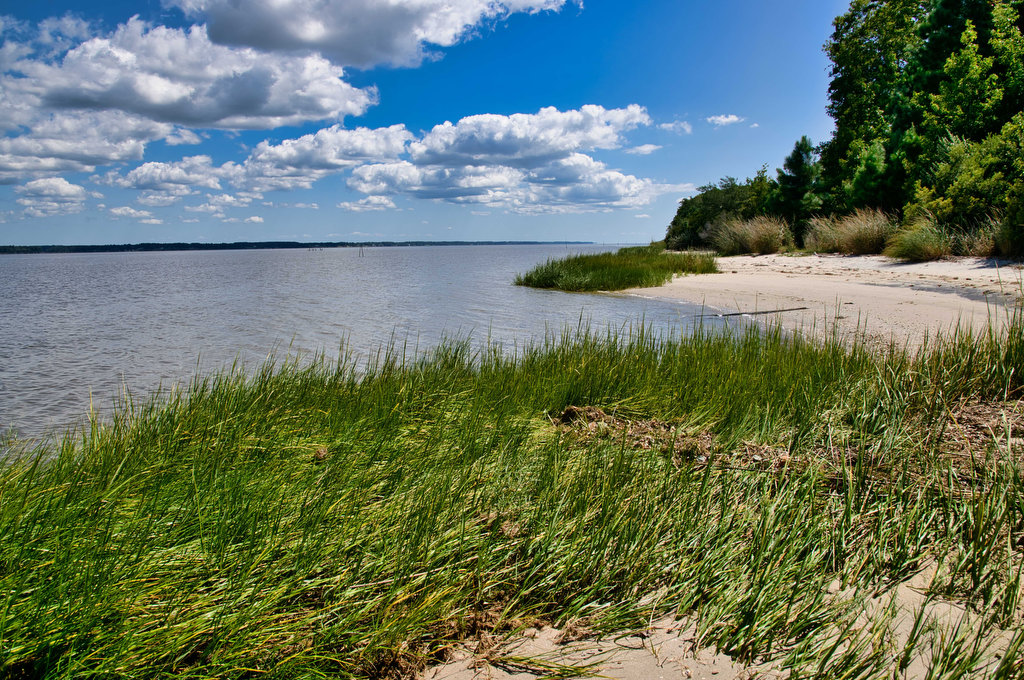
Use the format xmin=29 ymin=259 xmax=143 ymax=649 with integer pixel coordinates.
xmin=0 ymin=244 xmax=735 ymax=441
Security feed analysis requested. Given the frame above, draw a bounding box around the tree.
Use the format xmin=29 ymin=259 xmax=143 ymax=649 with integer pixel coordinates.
xmin=819 ymin=0 xmax=930 ymax=211
xmin=664 ymin=169 xmax=775 ymax=250
xmin=925 ymin=20 xmax=1004 ymax=140
xmin=771 ymin=136 xmax=821 ymax=245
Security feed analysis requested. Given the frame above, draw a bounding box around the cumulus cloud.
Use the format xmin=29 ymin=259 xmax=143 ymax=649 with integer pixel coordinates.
xmin=99 ymin=155 xmax=236 ymax=196
xmin=244 ymin=215 xmax=264 ymax=223
xmin=165 ymin=128 xmax=203 ymax=146
xmin=342 ymin=106 xmax=674 ymax=213
xmin=0 ymin=14 xmax=379 ymax=186
xmin=15 ymin=176 xmax=88 ymax=216
xmin=625 ymin=144 xmax=661 ymax=155
xmin=706 ymin=114 xmax=745 ymax=127
xmin=658 ymin=121 xmax=692 ymax=135
xmin=409 ymin=105 xmax=649 ymax=167
xmin=350 ymin=161 xmax=524 ymax=203
xmin=110 ymin=205 xmax=155 ymax=220
xmin=337 ymin=195 xmax=397 ymax=212
xmin=0 ymin=111 xmax=171 ymax=183
xmin=243 ymin=124 xmax=412 ymax=190
xmin=5 ymin=18 xmax=375 ymax=130
xmin=169 ymin=0 xmax=574 ymax=68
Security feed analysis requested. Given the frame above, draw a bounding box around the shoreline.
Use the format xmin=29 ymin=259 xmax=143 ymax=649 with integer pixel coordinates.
xmin=623 ymin=253 xmax=1023 ymax=349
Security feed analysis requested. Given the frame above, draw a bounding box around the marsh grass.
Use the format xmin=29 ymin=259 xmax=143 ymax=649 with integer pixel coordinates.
xmin=3 ymin=315 xmax=1024 ymax=677
xmin=513 ymin=244 xmax=717 ymax=291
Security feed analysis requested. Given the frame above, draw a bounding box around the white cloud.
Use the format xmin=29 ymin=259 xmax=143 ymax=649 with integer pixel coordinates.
xmin=350 ymin=161 xmax=524 ymax=203
xmin=344 ymin=106 xmax=673 ymax=213
xmin=244 ymin=215 xmax=264 ymax=223
xmin=706 ymin=114 xmax=745 ymax=127
xmin=750 ymin=123 xmax=760 ymax=129
xmin=109 ymin=205 xmax=154 ymax=219
xmin=658 ymin=121 xmax=692 ymax=135
xmin=242 ymin=124 xmax=412 ymax=190
xmin=350 ymin=153 xmax=663 ymax=213
xmin=165 ymin=128 xmax=203 ymax=145
xmin=14 ymin=176 xmax=88 ymax=216
xmin=634 ymin=214 xmax=651 ymax=219
xmin=410 ymin=105 xmax=649 ymax=166
xmin=17 ymin=176 xmax=86 ymax=199
xmin=0 ymin=111 xmax=171 ymax=182
xmin=169 ymin=0 xmax=574 ymax=68
xmin=100 ymin=155 xmax=238 ymax=194
xmin=5 ymin=18 xmax=375 ymax=130
xmin=337 ymin=195 xmax=397 ymax=212
xmin=625 ymin=144 xmax=661 ymax=155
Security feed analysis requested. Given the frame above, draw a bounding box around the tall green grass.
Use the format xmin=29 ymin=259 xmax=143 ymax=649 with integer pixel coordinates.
xmin=2 ymin=315 xmax=1024 ymax=678
xmin=514 ymin=244 xmax=717 ymax=291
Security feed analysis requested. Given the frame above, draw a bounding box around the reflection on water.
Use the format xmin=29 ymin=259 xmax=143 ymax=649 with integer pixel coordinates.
xmin=0 ymin=244 xmax=737 ymax=440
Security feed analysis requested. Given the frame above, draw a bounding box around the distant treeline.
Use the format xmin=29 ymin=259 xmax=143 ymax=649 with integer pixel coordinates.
xmin=667 ymin=0 xmax=1024 ymax=258
xmin=0 ymin=241 xmax=592 ymax=255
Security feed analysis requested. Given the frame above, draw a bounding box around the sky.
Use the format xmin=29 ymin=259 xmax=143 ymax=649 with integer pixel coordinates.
xmin=0 ymin=0 xmax=850 ymax=245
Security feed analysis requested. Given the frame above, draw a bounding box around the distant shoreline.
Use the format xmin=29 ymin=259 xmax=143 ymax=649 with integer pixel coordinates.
xmin=0 ymin=240 xmax=595 ymax=255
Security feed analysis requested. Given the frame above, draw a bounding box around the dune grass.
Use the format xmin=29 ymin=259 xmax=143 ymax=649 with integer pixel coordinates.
xmin=886 ymin=218 xmax=954 ymax=262
xmin=806 ymin=208 xmax=899 ymax=255
xmin=708 ymin=215 xmax=793 ymax=255
xmin=513 ymin=244 xmax=717 ymax=291
xmin=3 ymin=316 xmax=1024 ymax=678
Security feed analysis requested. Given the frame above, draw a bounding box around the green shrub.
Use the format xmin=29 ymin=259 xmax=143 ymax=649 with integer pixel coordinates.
xmin=708 ymin=216 xmax=793 ymax=255
xmin=884 ymin=218 xmax=952 ymax=261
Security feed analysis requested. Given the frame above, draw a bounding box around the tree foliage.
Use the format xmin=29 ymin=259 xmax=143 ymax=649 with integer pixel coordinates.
xmin=665 ymin=170 xmax=774 ymax=250
xmin=666 ymin=0 xmax=1024 ymax=254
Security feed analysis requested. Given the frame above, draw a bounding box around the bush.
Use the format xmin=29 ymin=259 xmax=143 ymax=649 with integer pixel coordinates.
xmin=884 ymin=218 xmax=952 ymax=261
xmin=996 ymin=220 xmax=1024 ymax=257
xmin=950 ymin=217 xmax=998 ymax=256
xmin=838 ymin=208 xmax=898 ymax=254
xmin=804 ymin=216 xmax=841 ymax=252
xmin=708 ymin=216 xmax=792 ymax=255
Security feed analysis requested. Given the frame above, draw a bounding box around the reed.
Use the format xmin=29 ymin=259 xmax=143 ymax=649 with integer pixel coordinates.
xmin=513 ymin=244 xmax=717 ymax=291
xmin=2 ymin=313 xmax=1024 ymax=678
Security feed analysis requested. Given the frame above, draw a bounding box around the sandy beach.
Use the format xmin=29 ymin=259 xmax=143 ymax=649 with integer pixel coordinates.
xmin=624 ymin=254 xmax=1024 ymax=349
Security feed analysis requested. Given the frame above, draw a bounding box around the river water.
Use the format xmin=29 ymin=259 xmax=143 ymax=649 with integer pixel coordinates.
xmin=0 ymin=244 xmax=735 ymax=441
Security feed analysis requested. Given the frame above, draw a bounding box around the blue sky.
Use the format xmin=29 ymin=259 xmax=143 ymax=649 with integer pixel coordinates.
xmin=0 ymin=0 xmax=849 ymax=245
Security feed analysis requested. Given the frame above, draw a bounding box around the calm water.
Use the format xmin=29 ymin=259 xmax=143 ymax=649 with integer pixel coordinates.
xmin=0 ymin=244 xmax=735 ymax=441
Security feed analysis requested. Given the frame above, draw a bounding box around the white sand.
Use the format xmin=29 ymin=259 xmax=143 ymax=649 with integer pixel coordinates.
xmin=623 ymin=254 xmax=1023 ymax=349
